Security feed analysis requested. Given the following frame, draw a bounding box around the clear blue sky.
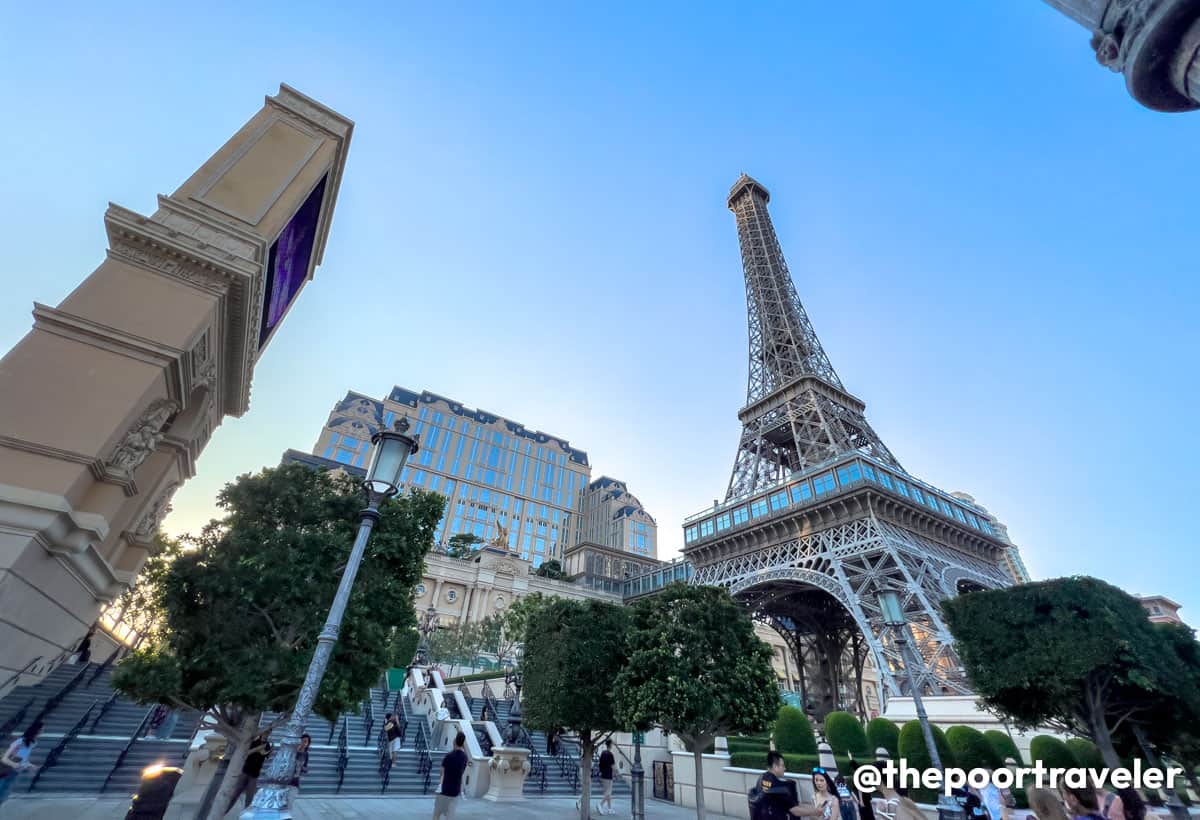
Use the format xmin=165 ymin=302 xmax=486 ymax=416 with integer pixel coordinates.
xmin=2 ymin=2 xmax=1196 ymax=617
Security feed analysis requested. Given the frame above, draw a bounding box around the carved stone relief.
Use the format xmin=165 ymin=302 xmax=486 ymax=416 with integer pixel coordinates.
xmin=106 ymin=399 xmax=179 ymax=476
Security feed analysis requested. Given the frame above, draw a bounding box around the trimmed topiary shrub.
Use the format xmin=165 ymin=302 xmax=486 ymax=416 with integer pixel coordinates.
xmin=825 ymin=711 xmax=871 ymax=758
xmin=867 ymin=718 xmax=901 ymax=760
xmin=898 ymin=720 xmax=956 ymax=770
xmin=774 ymin=705 xmax=818 ymax=755
xmin=983 ymin=729 xmax=1023 ymax=766
xmin=946 ymin=725 xmax=1003 ymax=771
xmin=1029 ymin=735 xmax=1077 ymax=771
xmin=1066 ymin=738 xmax=1104 ymax=770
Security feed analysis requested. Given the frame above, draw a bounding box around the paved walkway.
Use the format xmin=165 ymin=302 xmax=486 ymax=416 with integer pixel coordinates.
xmin=1 ymin=795 xmax=738 ymax=819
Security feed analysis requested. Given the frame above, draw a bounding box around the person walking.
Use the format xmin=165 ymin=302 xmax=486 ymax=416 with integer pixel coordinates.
xmin=597 ymin=738 xmax=617 ymax=816
xmin=1028 ymin=788 xmax=1071 ymax=820
xmin=0 ymin=722 xmax=42 ymax=805
xmin=432 ymin=731 xmax=469 ymax=820
xmin=222 ymin=733 xmax=271 ymax=815
xmin=288 ymin=734 xmax=311 ymax=802
xmin=384 ymin=712 xmax=403 ymax=763
xmin=750 ymin=751 xmax=833 ymax=819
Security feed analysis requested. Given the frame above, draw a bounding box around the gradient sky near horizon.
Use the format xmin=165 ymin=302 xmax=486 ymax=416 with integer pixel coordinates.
xmin=2 ymin=2 xmax=1197 ymax=617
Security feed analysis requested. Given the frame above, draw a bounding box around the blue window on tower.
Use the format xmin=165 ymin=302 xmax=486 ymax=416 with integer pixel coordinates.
xmin=750 ymin=498 xmax=769 ymax=517
xmin=910 ymin=486 xmax=924 ymax=504
xmin=954 ymin=507 xmax=967 ymax=524
xmin=488 ymin=446 xmax=500 ymax=468
xmin=732 ymin=506 xmax=749 ymax=525
xmin=685 ymin=526 xmax=698 ymax=543
xmin=878 ymin=471 xmax=894 ymax=490
xmin=791 ymin=482 xmax=813 ymax=503
xmin=769 ymin=491 xmax=789 ymax=512
xmin=699 ymin=519 xmax=715 ymax=537
xmin=929 ymin=495 xmax=942 ymax=513
xmin=979 ymin=520 xmax=995 ymax=535
xmin=894 ymin=479 xmax=909 ymax=497
xmin=938 ymin=499 xmax=952 ymax=515
xmin=813 ymin=473 xmax=836 ymax=495
xmin=335 ymin=448 xmax=355 ymax=464
xmin=836 ymin=463 xmax=862 ymax=485
xmin=966 ymin=513 xmax=979 ymax=529
xmin=862 ymin=464 xmax=877 ymax=482
xmin=716 ymin=513 xmax=731 ymax=531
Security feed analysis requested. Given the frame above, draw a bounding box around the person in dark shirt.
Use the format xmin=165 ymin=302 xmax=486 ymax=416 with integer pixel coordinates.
xmin=223 ymin=733 xmax=271 ymax=815
xmin=385 ymin=712 xmax=403 ymax=763
xmin=433 ymin=731 xmax=469 ymax=820
xmin=753 ymin=752 xmax=831 ymax=820
xmin=598 ymin=739 xmax=617 ymax=815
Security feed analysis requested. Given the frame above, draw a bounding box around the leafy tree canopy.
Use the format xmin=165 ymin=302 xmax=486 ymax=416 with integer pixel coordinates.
xmin=943 ymin=576 xmax=1196 ymax=767
xmin=445 ymin=533 xmax=482 ymax=560
xmin=112 ymin=463 xmax=443 ymax=732
xmin=775 ymin=705 xmax=818 ymax=755
xmin=825 ymin=711 xmax=871 ymax=758
xmin=867 ymin=717 xmax=901 ymax=760
xmin=534 ymin=559 xmax=569 ymax=581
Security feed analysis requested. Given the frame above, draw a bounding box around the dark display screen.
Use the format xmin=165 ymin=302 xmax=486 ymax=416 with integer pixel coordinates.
xmin=259 ymin=174 xmax=327 ymax=348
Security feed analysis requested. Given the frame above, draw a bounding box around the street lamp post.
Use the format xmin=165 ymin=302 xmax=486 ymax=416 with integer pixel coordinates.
xmin=242 ymin=418 xmax=418 ymax=820
xmin=1131 ymin=725 xmax=1190 ymax=820
xmin=630 ymin=730 xmax=645 ymax=820
xmin=416 ymin=604 xmax=438 ymax=666
xmin=877 ymin=590 xmax=963 ymax=820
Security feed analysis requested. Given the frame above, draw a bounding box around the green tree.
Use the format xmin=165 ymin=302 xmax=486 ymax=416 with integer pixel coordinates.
xmin=445 ymin=532 xmax=482 ymax=559
xmin=983 ymin=729 xmax=1024 ymax=766
xmin=1029 ymin=735 xmax=1078 ymax=770
xmin=111 ymin=464 xmax=442 ymax=820
xmin=946 ymin=725 xmax=1003 ymax=771
xmin=943 ymin=576 xmax=1196 ymax=768
xmin=867 ymin=718 xmax=901 ymax=759
xmin=534 ymin=558 xmax=569 ymax=580
xmin=775 ymin=706 xmax=819 ymax=755
xmin=490 ymin=593 xmax=549 ymax=666
xmin=615 ymin=584 xmax=780 ymax=820
xmin=521 ymin=597 xmax=629 ymax=820
xmin=825 ymin=711 xmax=871 ymax=758
xmin=1135 ymin=622 xmax=1200 ymax=796
xmin=1066 ymin=738 xmax=1104 ymax=770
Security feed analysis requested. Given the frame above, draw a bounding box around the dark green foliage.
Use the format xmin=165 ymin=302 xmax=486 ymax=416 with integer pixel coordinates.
xmin=112 ymin=464 xmax=443 ymax=727
xmin=867 ymin=718 xmax=901 ymax=759
xmin=946 ymin=725 xmax=1003 ymax=771
xmin=898 ymin=720 xmax=955 ymax=770
xmin=729 ymin=751 xmax=868 ymax=779
xmin=773 ymin=706 xmax=818 ymax=755
xmin=1066 ymin=738 xmax=1104 ymax=769
xmin=521 ymin=597 xmax=629 ymax=819
xmin=533 ymin=559 xmax=569 ymax=580
xmin=445 ymin=533 xmax=482 ymax=559
xmin=983 ymin=729 xmax=1024 ymax=766
xmin=825 ymin=711 xmax=871 ymax=757
xmin=943 ymin=577 xmax=1199 ymax=767
xmin=1029 ymin=735 xmax=1078 ymax=770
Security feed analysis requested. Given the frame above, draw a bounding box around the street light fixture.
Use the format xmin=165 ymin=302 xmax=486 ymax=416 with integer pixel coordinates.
xmin=877 ymin=589 xmax=963 ymax=820
xmin=242 ymin=418 xmax=418 ymax=820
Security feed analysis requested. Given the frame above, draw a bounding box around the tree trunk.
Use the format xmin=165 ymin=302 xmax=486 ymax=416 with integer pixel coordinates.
xmin=204 ymin=711 xmax=257 ymax=820
xmin=694 ymin=739 xmax=708 ymax=820
xmin=1081 ymin=690 xmax=1122 ymax=769
xmin=580 ymin=733 xmax=594 ymax=820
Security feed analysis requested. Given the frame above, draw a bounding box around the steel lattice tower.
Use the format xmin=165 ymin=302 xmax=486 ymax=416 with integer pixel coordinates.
xmin=684 ymin=175 xmax=1011 ymax=717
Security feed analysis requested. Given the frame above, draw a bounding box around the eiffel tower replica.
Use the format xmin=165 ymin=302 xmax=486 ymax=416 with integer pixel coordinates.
xmin=683 ymin=174 xmax=1011 ymax=717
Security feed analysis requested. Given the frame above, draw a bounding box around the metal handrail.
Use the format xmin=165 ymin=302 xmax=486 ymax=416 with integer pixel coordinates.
xmin=415 ymin=720 xmax=433 ymax=794
xmin=0 ymin=698 xmax=35 ymax=741
xmin=376 ymin=726 xmax=393 ymax=793
xmin=89 ymin=690 xmax=120 ymax=733
xmin=87 ymin=647 xmax=121 ymax=688
xmin=335 ymin=718 xmax=349 ymax=793
xmin=473 ymin=725 xmax=493 ymax=757
xmin=326 ymin=713 xmax=338 ymax=745
xmin=362 ymin=695 xmax=375 ymax=745
xmin=33 ymin=663 xmax=89 ymax=725
xmin=29 ymin=700 xmax=98 ymax=791
xmin=0 ymin=657 xmax=42 ymax=696
xmin=100 ymin=704 xmax=157 ymax=793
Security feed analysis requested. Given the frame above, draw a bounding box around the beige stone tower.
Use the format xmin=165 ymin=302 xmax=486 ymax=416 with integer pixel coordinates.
xmin=0 ymin=85 xmax=353 ymax=690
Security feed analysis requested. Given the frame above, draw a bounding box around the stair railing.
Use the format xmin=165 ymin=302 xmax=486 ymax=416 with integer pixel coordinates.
xmin=362 ymin=695 xmax=374 ymax=746
xmin=376 ymin=725 xmax=392 ymax=793
xmin=473 ymin=725 xmax=493 ymax=757
xmin=513 ymin=725 xmax=548 ymax=793
xmin=334 ymin=718 xmax=349 ymax=793
xmin=415 ymin=720 xmax=433 ymax=794
xmin=0 ymin=657 xmax=42 ymax=697
xmin=32 ymin=662 xmax=89 ymax=725
xmin=326 ymin=713 xmax=338 ymax=745
xmin=28 ymin=699 xmax=98 ymax=791
xmin=100 ymin=704 xmax=157 ymax=793
xmin=89 ymin=689 xmax=120 ymax=733
xmin=0 ymin=698 xmax=35 ymax=741
xmin=86 ymin=647 xmax=121 ymax=688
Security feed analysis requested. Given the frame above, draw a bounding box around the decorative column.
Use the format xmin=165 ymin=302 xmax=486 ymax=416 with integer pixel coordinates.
xmin=1042 ymin=0 xmax=1200 ymax=111
xmin=0 ymin=84 xmax=352 ymax=685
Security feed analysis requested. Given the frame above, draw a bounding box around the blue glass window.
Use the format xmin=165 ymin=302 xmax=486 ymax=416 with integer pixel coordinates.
xmin=791 ymin=482 xmax=813 ymax=503
xmin=716 ymin=513 xmax=731 ymax=532
xmin=878 ymin=471 xmax=894 ymax=490
xmin=910 ymin=486 xmax=924 ymax=504
xmin=954 ymin=507 xmax=967 ymax=524
xmin=685 ymin=526 xmax=698 ymax=543
xmin=966 ymin=513 xmax=979 ymax=529
xmin=837 ymin=463 xmax=862 ymax=485
xmin=699 ymin=519 xmax=715 ymax=537
xmin=813 ymin=473 xmax=836 ymax=495
xmin=750 ymin=498 xmax=769 ymax=517
xmin=488 ymin=446 xmax=500 ymax=468
xmin=769 ymin=491 xmax=789 ymax=512
xmin=979 ymin=520 xmax=995 ymax=535
xmin=929 ymin=495 xmax=941 ymax=512
xmin=335 ymin=448 xmax=355 ymax=464
xmin=862 ymin=464 xmax=877 ymax=482
xmin=732 ymin=506 xmax=749 ymax=525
